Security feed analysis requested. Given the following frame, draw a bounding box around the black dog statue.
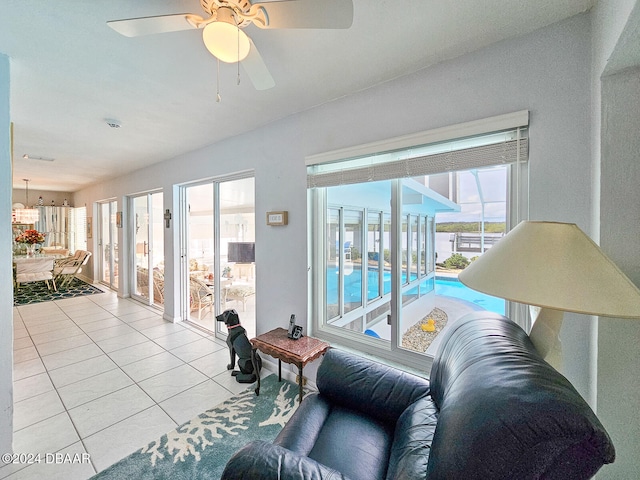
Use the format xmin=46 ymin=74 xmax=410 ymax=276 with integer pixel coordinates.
xmin=216 ymin=309 xmax=261 ymax=383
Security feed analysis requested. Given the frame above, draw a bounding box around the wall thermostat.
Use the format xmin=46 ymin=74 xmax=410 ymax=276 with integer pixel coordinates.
xmin=267 ymin=211 xmax=288 ymax=226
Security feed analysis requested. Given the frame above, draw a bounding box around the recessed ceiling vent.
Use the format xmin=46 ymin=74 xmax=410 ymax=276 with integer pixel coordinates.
xmin=22 ymin=154 xmax=54 ymax=162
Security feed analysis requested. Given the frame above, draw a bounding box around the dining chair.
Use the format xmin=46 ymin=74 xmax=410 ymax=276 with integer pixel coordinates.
xmin=53 ymin=250 xmax=92 ymax=287
xmin=15 ymin=257 xmax=57 ymax=291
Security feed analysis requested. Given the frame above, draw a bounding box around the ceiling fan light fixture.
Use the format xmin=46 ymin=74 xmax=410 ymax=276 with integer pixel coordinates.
xmin=202 ymin=18 xmax=250 ymax=63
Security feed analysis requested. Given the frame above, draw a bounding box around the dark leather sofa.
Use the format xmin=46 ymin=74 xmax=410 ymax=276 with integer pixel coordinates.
xmin=221 ymin=312 xmax=615 ymax=479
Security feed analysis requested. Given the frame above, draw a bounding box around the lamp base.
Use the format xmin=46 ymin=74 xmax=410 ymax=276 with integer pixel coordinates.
xmin=528 ymin=306 xmax=564 ymax=370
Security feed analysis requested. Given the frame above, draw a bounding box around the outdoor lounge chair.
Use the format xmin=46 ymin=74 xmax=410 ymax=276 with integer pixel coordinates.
xmin=190 ymin=276 xmax=215 ymax=320
xmin=152 ymin=269 xmax=165 ymax=305
xmin=225 ymin=286 xmax=255 ymax=312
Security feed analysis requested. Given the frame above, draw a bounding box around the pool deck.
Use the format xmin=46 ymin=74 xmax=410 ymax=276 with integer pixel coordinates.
xmin=435 ymin=268 xmax=463 ymax=278
xmin=424 ymin=295 xmax=481 ymax=356
xmin=369 ymin=293 xmax=481 ymax=353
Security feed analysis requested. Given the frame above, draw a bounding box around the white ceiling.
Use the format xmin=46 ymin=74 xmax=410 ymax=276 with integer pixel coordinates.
xmin=1 ymin=0 xmax=595 ymax=192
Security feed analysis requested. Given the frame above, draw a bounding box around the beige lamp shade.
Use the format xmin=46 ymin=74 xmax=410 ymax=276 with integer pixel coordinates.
xmin=458 ymin=221 xmax=640 ymax=318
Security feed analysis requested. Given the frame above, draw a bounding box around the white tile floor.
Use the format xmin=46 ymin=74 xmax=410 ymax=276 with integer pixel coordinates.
xmin=2 ymin=286 xmax=251 ymax=479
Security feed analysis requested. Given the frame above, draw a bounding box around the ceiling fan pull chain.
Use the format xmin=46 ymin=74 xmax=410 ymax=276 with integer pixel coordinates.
xmin=216 ymin=58 xmax=222 ymax=102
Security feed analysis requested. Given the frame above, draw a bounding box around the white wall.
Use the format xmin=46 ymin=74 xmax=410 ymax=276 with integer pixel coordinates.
xmin=590 ymin=0 xmax=638 ymax=238
xmin=591 ymin=1 xmax=640 ymax=477
xmin=11 ymin=188 xmax=74 ymax=207
xmin=75 ymin=12 xmax=596 ymax=392
xmin=1 ymin=52 xmax=13 ymax=454
xmin=598 ymin=66 xmax=640 ymax=479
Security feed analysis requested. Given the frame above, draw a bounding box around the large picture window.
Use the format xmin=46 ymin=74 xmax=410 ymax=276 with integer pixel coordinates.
xmin=308 ymin=112 xmax=529 ymax=369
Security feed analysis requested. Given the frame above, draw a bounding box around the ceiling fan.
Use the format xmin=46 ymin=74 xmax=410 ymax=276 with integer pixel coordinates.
xmin=108 ymin=0 xmax=354 ymax=91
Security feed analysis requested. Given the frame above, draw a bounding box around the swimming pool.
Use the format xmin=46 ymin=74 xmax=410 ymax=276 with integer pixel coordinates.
xmin=435 ymin=276 xmax=504 ymax=314
xmin=327 ymin=268 xmax=504 ymax=315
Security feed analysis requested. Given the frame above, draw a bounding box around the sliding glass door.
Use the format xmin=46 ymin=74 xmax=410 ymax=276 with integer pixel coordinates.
xmin=131 ymin=192 xmax=164 ymax=307
xmin=218 ymin=178 xmax=256 ymax=337
xmin=98 ymin=200 xmax=118 ymax=290
xmin=182 ymin=176 xmax=256 ymax=338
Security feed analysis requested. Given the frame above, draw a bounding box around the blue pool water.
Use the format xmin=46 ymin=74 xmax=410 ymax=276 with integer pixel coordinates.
xmin=327 ymin=268 xmax=504 ymax=315
xmin=435 ymin=276 xmax=504 ymax=314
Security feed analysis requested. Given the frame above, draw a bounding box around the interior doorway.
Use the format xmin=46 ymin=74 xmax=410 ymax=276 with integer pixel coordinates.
xmin=182 ymin=176 xmax=256 ymax=338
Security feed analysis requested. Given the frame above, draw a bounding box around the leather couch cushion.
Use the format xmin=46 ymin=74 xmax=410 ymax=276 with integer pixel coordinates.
xmin=316 ymin=349 xmax=430 ymax=425
xmin=386 ymin=396 xmax=439 ymax=480
xmin=307 ymin=404 xmax=395 ymax=480
xmin=275 ymin=393 xmax=331 ymax=455
xmin=276 ymin=392 xmax=395 ymax=480
xmin=222 ymin=440 xmax=353 ymax=480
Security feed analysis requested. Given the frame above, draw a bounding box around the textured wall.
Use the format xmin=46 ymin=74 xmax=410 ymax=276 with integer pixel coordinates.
xmin=0 ymin=52 xmax=14 ymax=455
xmin=598 ymin=66 xmax=640 ymax=479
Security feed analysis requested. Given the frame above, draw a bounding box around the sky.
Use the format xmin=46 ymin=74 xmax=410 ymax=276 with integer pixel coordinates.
xmin=434 ymin=166 xmax=507 ymax=224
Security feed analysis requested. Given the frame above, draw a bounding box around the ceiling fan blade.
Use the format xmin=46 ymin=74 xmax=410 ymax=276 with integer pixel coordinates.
xmin=241 ymin=40 xmax=275 ymax=90
xmin=107 ymin=14 xmax=201 ymax=37
xmin=253 ymin=0 xmax=353 ymax=29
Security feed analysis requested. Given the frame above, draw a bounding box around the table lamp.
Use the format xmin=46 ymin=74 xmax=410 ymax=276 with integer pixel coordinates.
xmin=458 ymin=221 xmax=640 ymax=369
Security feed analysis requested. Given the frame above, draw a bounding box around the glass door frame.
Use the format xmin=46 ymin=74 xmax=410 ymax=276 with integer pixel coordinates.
xmin=130 ymin=191 xmax=164 ymax=308
xmin=97 ymin=199 xmax=118 ymax=290
xmin=179 ymin=172 xmax=256 ymax=339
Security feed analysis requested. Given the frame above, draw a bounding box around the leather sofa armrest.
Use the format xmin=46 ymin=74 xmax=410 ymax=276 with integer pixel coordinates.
xmin=221 ymin=440 xmax=353 ymax=480
xmin=274 ymin=393 xmax=331 ymax=454
xmin=426 ymin=312 xmax=615 ymax=479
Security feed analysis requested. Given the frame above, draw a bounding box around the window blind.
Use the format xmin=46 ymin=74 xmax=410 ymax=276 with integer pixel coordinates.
xmin=71 ymin=206 xmax=87 ymax=252
xmin=307 ymin=124 xmax=528 ymax=189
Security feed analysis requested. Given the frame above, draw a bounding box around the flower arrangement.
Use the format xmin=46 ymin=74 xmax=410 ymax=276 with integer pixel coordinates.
xmin=15 ymin=229 xmax=46 ymax=245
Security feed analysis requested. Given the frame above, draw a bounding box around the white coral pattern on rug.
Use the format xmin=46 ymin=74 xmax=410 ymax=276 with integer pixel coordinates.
xmin=258 ymin=382 xmax=300 ymax=428
xmin=140 ymin=382 xmax=298 ymax=466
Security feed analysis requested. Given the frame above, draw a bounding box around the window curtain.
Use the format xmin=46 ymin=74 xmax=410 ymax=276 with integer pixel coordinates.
xmin=35 ymin=206 xmax=72 ymax=248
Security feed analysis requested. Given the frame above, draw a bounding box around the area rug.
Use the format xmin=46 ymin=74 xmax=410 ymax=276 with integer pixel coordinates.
xmin=92 ymin=375 xmax=307 ymax=480
xmin=13 ymin=278 xmax=104 ymax=306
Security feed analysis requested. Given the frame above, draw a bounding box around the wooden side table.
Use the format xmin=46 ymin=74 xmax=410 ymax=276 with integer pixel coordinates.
xmin=251 ymin=327 xmax=330 ymax=402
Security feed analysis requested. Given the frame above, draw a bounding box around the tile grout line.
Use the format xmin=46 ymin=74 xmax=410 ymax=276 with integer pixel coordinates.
xmin=61 ymin=295 xmax=237 ymax=472
xmin=12 ymin=290 xmax=240 ymax=478
xmin=54 ymin=295 xmax=166 ymax=476
xmin=12 ymin=297 xmax=149 ymax=476
xmin=15 ymin=302 xmax=101 ymax=477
